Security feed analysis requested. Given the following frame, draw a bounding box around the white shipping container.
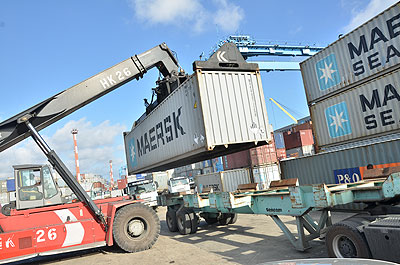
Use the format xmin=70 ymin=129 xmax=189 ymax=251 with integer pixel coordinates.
xmin=195 ymin=168 xmax=251 ymax=193
xmin=152 ymin=171 xmax=170 ymax=191
xmin=253 ymin=164 xmax=281 ymax=190
xmin=301 ymin=3 xmax=400 ymax=104
xmin=311 ymin=69 xmax=400 ymax=148
xmin=124 ymin=67 xmax=271 ymax=174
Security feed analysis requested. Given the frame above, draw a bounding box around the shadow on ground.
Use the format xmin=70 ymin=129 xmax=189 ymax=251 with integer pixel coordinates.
xmin=160 ymin=218 xmax=326 ymax=265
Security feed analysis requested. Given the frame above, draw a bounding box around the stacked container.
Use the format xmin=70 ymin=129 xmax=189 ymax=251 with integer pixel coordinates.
xmin=300 ymin=2 xmax=400 ymax=150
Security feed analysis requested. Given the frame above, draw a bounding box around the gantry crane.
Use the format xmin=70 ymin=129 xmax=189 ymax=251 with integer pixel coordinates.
xmin=213 ymin=35 xmax=324 ymax=71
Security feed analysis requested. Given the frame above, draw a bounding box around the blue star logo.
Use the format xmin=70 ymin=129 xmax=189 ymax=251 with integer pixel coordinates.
xmin=128 ymin=138 xmax=138 ymax=168
xmin=325 ymin=102 xmax=352 ymax=138
xmin=315 ymin=53 xmax=341 ymax=91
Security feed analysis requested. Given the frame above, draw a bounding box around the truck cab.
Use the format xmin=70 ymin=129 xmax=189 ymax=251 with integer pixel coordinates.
xmin=1 ymin=164 xmax=71 ymax=215
xmin=13 ymin=164 xmax=70 ymax=210
xmin=167 ymin=176 xmax=191 ymax=194
xmin=124 ymin=179 xmax=158 ymax=208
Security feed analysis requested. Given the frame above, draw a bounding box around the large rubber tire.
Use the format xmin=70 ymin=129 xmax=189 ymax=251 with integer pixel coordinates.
xmin=166 ymin=209 xmax=178 ymax=232
xmin=176 ymin=208 xmax=198 ymax=235
xmin=218 ymin=213 xmax=233 ymax=225
xmin=1 ymin=203 xmax=12 ymax=216
xmin=228 ymin=213 xmax=238 ymax=224
xmin=326 ymin=221 xmax=371 ymax=258
xmin=113 ymin=203 xmax=160 ymax=252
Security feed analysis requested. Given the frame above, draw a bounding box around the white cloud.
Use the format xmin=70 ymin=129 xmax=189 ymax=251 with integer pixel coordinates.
xmin=343 ymin=0 xmax=398 ymax=33
xmin=130 ymin=0 xmax=244 ymax=33
xmin=0 ymin=118 xmax=126 ymax=179
xmin=213 ymin=0 xmax=244 ymax=32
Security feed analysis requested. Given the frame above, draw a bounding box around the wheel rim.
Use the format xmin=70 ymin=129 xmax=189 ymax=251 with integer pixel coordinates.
xmin=332 ymin=234 xmax=357 ymax=258
xmin=127 ymin=218 xmax=146 ymax=238
xmin=177 ymin=215 xmax=185 ymax=231
xmin=167 ymin=214 xmax=173 ymax=229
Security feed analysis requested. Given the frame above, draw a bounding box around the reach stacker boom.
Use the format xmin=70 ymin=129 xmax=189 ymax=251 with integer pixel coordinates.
xmin=0 ymin=43 xmax=183 ymax=264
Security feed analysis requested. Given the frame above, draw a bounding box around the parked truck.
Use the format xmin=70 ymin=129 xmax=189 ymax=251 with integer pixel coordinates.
xmin=167 ymin=176 xmax=191 ymax=194
xmin=124 ymin=179 xmax=158 ymax=209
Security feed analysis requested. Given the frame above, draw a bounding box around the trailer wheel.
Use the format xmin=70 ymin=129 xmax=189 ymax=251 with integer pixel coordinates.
xmin=166 ymin=208 xmax=178 ymax=232
xmin=326 ymin=221 xmax=371 ymax=258
xmin=176 ymin=208 xmax=198 ymax=235
xmin=113 ymin=203 xmax=160 ymax=252
xmin=218 ymin=213 xmax=232 ymax=225
xmin=228 ymin=213 xmax=238 ymax=224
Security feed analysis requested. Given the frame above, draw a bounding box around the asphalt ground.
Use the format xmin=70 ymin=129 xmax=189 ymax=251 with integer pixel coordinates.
xmin=11 ymin=207 xmax=353 ymax=265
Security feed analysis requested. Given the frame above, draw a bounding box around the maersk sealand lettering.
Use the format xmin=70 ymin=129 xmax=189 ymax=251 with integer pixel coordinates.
xmin=348 ymin=13 xmax=400 ymax=76
xmin=136 ymin=107 xmax=186 ymax=157
xmin=359 ymin=83 xmax=400 ymax=130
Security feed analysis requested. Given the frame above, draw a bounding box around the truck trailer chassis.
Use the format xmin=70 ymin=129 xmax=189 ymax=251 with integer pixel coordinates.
xmin=159 ymin=172 xmax=400 ymax=262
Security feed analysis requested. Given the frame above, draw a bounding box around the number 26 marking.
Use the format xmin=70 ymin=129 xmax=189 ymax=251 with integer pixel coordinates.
xmin=36 ymin=228 xmax=57 ymax=243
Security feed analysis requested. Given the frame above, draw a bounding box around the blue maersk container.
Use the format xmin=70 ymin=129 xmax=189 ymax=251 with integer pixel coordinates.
xmin=6 ymin=179 xmax=15 ymax=192
xmin=274 ymin=132 xmax=285 ymax=149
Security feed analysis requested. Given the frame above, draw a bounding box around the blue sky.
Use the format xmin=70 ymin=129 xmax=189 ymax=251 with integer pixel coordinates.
xmin=0 ymin=0 xmax=397 ymax=180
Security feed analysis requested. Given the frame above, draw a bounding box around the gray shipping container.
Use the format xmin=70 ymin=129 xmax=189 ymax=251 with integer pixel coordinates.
xmin=311 ymin=69 xmax=400 ymax=148
xmin=195 ymin=168 xmax=251 ymax=193
xmin=152 ymin=171 xmax=169 ymax=191
xmin=300 ymin=3 xmax=400 ymax=104
xmin=280 ymin=138 xmax=400 ymax=185
xmin=124 ymin=68 xmax=271 ymax=174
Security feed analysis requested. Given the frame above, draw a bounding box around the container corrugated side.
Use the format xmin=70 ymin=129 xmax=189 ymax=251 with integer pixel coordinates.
xmin=274 ymin=132 xmax=285 ymax=149
xmin=253 ymin=164 xmax=281 ymax=190
xmin=124 ymin=70 xmax=271 ymax=174
xmin=195 ymin=168 xmax=251 ymax=192
xmin=197 ymin=70 xmax=270 ymax=147
xmin=300 ymin=3 xmax=400 ymax=104
xmin=311 ymin=69 xmax=400 ymax=148
xmin=280 ymin=138 xmax=400 ymax=185
xmin=224 ymin=149 xmax=251 ymax=170
xmin=221 ymin=168 xmax=251 ymax=192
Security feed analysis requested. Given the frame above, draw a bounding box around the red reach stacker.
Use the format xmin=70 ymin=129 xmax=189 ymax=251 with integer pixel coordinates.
xmin=0 ymin=43 xmax=185 ymax=263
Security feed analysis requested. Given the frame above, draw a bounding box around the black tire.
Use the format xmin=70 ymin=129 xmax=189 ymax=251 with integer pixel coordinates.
xmin=204 ymin=216 xmax=218 ymax=225
xmin=326 ymin=221 xmax=371 ymax=258
xmin=218 ymin=213 xmax=233 ymax=225
xmin=113 ymin=203 xmax=160 ymax=252
xmin=176 ymin=208 xmax=198 ymax=235
xmin=1 ymin=203 xmax=12 ymax=216
xmin=166 ymin=209 xmax=178 ymax=232
xmin=228 ymin=213 xmax=238 ymax=224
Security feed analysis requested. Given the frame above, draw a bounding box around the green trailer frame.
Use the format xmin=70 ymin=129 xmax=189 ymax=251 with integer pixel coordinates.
xmin=159 ymin=173 xmax=400 ymax=251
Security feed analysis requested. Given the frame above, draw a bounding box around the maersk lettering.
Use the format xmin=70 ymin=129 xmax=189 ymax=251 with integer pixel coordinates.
xmin=136 ymin=107 xmax=186 ymax=157
xmin=359 ymin=83 xmax=400 ymax=130
xmin=347 ymin=13 xmax=400 ymax=76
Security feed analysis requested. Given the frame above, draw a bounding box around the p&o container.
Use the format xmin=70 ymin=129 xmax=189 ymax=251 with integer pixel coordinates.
xmin=280 ymin=138 xmax=400 ymax=185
